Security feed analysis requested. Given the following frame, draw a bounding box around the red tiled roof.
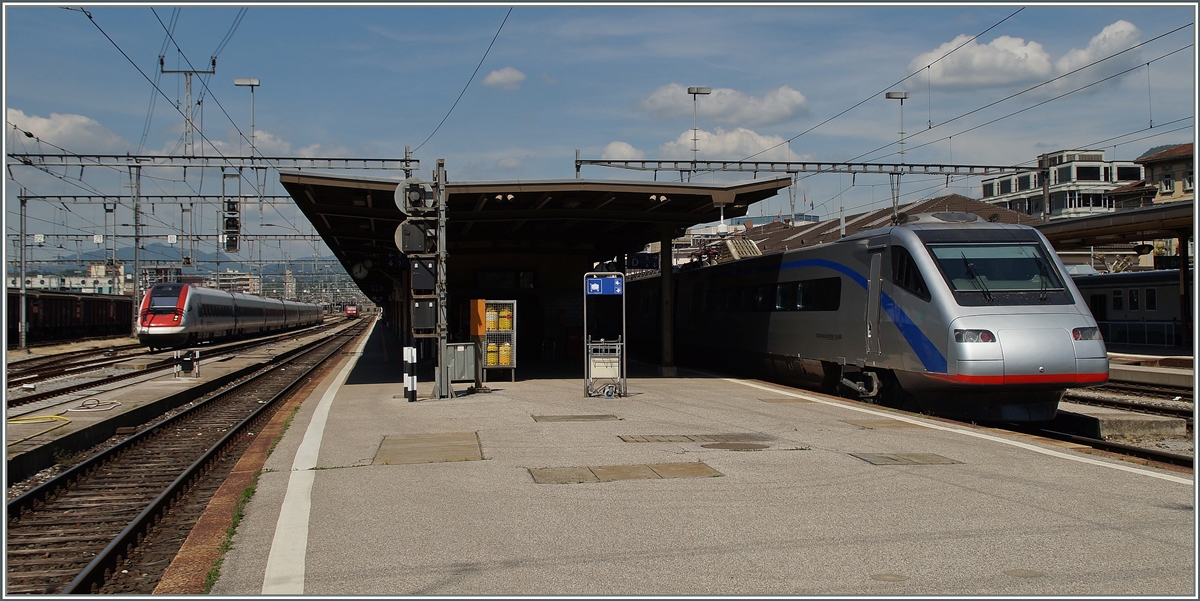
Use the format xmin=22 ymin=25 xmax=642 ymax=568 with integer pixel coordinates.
xmin=736 ymin=194 xmax=1042 ymax=255
xmin=1135 ymin=143 xmax=1193 ymax=164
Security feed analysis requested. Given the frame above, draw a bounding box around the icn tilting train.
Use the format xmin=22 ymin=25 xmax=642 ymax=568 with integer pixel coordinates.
xmin=630 ymin=212 xmax=1109 ymax=422
xmin=137 ymin=283 xmax=323 ymax=350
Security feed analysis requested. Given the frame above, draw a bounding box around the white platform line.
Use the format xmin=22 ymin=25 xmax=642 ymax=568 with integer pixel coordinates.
xmin=261 ymin=321 xmax=376 ymax=594
xmin=728 ymin=378 xmax=1194 ymax=486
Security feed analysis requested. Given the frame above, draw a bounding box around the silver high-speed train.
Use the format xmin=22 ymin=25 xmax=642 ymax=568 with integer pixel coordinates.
xmin=630 ymin=212 xmax=1108 ymax=422
xmin=137 ymin=283 xmax=323 ymax=350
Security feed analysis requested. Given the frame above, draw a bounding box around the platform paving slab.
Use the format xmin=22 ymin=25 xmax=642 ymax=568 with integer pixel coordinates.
xmin=208 ymin=328 xmax=1194 ymax=596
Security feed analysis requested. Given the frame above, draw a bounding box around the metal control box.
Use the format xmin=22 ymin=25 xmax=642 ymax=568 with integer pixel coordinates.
xmin=447 ymin=343 xmax=478 ymax=382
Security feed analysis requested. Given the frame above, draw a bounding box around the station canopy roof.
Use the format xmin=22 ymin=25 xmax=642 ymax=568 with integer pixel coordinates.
xmin=279 ymin=170 xmax=792 ymax=288
xmin=1034 ymin=199 xmax=1193 ymax=249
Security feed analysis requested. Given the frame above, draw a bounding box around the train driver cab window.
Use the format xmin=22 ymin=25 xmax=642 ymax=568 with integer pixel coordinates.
xmin=1128 ymin=288 xmax=1139 ymax=311
xmin=891 ymin=246 xmax=931 ymax=302
xmin=148 ymin=286 xmax=181 ymax=313
xmin=1145 ymin=288 xmax=1157 ymax=311
xmin=1112 ymin=290 xmax=1123 ymax=311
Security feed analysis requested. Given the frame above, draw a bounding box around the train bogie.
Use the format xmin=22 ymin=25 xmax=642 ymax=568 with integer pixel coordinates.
xmin=632 ymin=212 xmax=1108 ymax=422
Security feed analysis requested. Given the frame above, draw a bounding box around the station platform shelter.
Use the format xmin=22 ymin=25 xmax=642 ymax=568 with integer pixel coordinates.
xmin=279 ymin=170 xmax=791 ymax=375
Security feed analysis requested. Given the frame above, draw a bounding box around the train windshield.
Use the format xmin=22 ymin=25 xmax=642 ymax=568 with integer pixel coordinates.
xmin=148 ymin=285 xmax=183 ymax=311
xmin=927 ymin=243 xmax=1072 ymax=306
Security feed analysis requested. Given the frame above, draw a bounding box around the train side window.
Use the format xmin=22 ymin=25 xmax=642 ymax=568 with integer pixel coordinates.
xmin=739 ymin=287 xmax=755 ymax=312
xmin=797 ymin=277 xmax=841 ymax=311
xmin=777 ymin=282 xmax=798 ymax=310
xmin=1145 ymin=288 xmax=1157 ymax=311
xmin=1111 ymin=290 xmax=1123 ymax=311
xmin=891 ymin=246 xmax=931 ymax=302
xmin=1128 ymin=288 xmax=1139 ymax=311
xmin=757 ymin=284 xmax=773 ymax=311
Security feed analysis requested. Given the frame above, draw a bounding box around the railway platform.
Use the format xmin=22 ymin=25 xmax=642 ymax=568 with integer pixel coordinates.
xmin=195 ymin=320 xmax=1193 ymax=596
xmin=5 ymin=320 xmax=359 ymax=485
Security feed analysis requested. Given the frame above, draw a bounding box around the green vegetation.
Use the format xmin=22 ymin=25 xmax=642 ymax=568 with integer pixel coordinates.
xmin=203 ymin=473 xmax=259 ymax=593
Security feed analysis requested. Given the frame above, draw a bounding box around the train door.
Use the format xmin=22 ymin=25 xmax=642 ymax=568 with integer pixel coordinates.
xmin=865 ymin=250 xmax=883 ymax=359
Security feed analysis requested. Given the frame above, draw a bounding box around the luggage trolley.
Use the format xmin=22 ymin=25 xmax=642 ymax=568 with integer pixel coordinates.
xmin=583 ymin=272 xmax=626 ymax=398
xmin=586 ymin=338 xmax=624 ymax=398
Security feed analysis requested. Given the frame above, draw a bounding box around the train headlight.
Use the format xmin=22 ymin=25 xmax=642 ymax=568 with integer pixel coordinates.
xmin=954 ymin=329 xmax=995 ymax=343
xmin=1072 ymin=327 xmax=1100 ymax=341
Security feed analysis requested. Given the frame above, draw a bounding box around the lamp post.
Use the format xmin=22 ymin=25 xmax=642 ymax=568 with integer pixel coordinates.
xmin=234 ymin=78 xmax=260 ymax=157
xmin=687 ymin=86 xmax=711 ymax=171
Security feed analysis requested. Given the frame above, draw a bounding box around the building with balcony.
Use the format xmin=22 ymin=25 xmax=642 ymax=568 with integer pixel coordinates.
xmin=979 ymin=149 xmax=1143 ymax=220
xmin=203 ymin=269 xmax=262 ymax=294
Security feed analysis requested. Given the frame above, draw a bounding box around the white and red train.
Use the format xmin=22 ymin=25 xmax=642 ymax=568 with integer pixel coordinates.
xmin=137 ymin=283 xmax=323 ymax=350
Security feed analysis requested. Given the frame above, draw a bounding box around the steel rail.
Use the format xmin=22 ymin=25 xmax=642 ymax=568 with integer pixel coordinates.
xmin=61 ymin=323 xmax=368 ymax=594
xmin=6 ymin=321 xmax=368 ymax=593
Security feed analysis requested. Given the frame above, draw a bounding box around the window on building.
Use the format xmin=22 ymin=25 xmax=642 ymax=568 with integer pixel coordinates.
xmin=1017 ymin=175 xmax=1031 ymax=191
xmin=1159 ymin=175 xmax=1174 ymax=193
xmin=1112 ymin=289 xmax=1123 ymax=311
xmin=1117 ymin=166 xmax=1141 ymax=181
xmin=1076 ymin=166 xmax=1101 ymax=181
xmin=982 ymin=182 xmax=994 ymax=198
xmin=999 ymin=179 xmax=1012 ymax=194
xmin=1145 ymin=288 xmax=1157 ymax=311
xmin=1128 ymin=288 xmax=1140 ymax=311
xmin=1056 ymin=166 xmax=1073 ymax=184
xmin=1185 ymin=171 xmax=1194 ymax=192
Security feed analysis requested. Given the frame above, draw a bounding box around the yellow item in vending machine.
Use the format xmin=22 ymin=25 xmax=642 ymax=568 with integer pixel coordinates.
xmin=485 ymin=308 xmax=498 ymax=331
xmin=487 ymin=342 xmax=499 ymax=366
xmin=499 ymin=307 xmax=512 ymax=330
xmin=499 ymin=342 xmax=512 ymax=366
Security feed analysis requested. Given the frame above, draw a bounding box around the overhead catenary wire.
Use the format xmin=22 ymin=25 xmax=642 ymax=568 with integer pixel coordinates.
xmin=413 ymin=7 xmax=513 ymax=153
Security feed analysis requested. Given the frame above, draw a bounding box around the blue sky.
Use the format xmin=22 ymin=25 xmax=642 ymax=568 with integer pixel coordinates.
xmin=4 ymin=2 xmax=1197 ymax=267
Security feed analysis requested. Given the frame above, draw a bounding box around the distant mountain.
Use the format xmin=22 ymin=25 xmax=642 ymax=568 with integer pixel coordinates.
xmin=19 ymin=243 xmax=345 ymax=277
xmin=1136 ymin=144 xmax=1180 ymax=159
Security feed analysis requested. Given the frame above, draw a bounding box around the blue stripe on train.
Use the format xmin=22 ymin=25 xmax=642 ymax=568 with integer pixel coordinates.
xmin=779 ymin=258 xmax=947 ymax=374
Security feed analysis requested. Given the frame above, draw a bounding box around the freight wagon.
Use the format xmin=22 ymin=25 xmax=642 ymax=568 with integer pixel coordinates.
xmin=6 ymin=288 xmax=134 ymax=347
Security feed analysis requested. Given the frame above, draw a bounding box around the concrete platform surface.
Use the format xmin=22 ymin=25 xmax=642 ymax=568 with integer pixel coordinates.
xmin=1108 ymin=363 xmax=1194 ymax=389
xmin=1056 ymin=401 xmax=1188 ymax=438
xmin=210 ymin=323 xmax=1194 ymax=596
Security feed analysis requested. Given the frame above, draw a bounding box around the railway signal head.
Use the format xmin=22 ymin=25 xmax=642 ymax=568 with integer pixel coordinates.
xmin=395 ymin=178 xmax=433 ymax=216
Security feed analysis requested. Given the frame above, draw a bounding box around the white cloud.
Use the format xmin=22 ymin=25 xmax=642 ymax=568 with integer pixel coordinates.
xmin=496 ymin=157 xmax=522 ymax=169
xmin=601 ymin=141 xmax=645 ymax=160
xmin=658 ymin=127 xmax=800 ymax=161
xmin=911 ymin=34 xmax=1052 ymax=89
xmin=914 ymin=21 xmax=1144 ymax=91
xmin=6 ymin=108 xmax=130 ymax=153
xmin=1055 ymin=20 xmax=1141 ymax=73
xmin=483 ymin=66 xmax=527 ymax=90
xmin=639 ymin=83 xmax=808 ymax=127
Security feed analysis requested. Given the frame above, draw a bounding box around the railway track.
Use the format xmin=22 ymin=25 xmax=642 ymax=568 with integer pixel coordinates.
xmin=6 ymin=343 xmax=145 ymax=376
xmin=1007 ymin=425 xmax=1194 ymax=469
xmin=1062 ymin=391 xmax=1194 ymax=425
xmin=5 ymin=320 xmax=371 ymax=594
xmin=1095 ymin=381 xmax=1193 ymax=402
xmin=6 ymin=321 xmax=346 ymax=410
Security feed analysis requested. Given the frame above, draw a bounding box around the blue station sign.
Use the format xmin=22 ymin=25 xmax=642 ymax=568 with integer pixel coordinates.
xmin=585 ymin=276 xmax=623 ymax=295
